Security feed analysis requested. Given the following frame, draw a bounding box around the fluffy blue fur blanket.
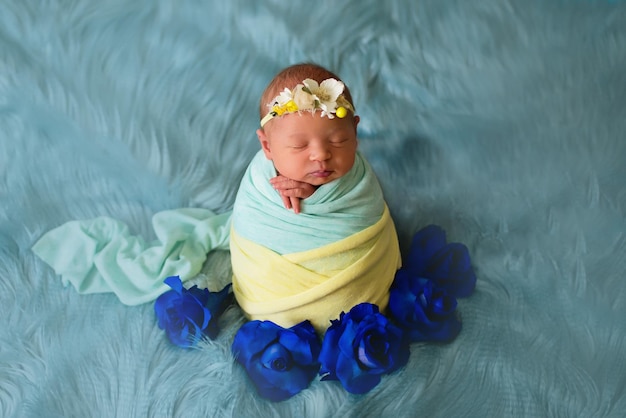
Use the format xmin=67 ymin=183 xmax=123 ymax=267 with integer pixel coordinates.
xmin=1 ymin=1 xmax=625 ymax=417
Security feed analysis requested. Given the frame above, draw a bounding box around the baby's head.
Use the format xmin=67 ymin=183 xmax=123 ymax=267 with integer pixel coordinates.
xmin=256 ymin=63 xmax=360 ymax=186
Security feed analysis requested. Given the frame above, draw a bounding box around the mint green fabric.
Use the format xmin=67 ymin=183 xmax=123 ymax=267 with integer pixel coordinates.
xmin=32 ymin=209 xmax=231 ymax=305
xmin=232 ymin=150 xmax=385 ymax=254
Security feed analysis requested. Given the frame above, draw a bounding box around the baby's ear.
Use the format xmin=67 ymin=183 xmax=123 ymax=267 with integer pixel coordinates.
xmin=257 ymin=128 xmax=272 ymax=160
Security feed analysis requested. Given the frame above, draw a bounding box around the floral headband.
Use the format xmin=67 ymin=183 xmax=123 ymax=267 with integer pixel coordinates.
xmin=260 ymin=78 xmax=355 ymax=127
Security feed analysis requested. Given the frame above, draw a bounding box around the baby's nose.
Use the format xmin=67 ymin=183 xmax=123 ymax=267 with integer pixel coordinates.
xmin=310 ymin=143 xmax=331 ymax=161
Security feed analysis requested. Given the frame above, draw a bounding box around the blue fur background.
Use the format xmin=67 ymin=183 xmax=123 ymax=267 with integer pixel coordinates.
xmin=2 ymin=1 xmax=625 ymax=417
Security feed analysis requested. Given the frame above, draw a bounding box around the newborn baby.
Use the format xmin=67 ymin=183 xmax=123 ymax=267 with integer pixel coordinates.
xmin=230 ymin=63 xmax=401 ymax=332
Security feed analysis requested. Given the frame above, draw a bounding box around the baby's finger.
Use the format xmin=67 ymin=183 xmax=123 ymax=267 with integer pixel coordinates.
xmin=281 ymin=194 xmax=292 ymax=210
xmin=269 ymin=175 xmax=290 ymax=186
xmin=290 ymin=197 xmax=301 ymax=214
xmin=279 ymin=188 xmax=306 ymax=198
xmin=271 ymin=177 xmax=300 ymax=190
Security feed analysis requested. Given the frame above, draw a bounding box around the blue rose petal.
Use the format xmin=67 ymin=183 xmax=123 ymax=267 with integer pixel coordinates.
xmin=318 ymin=320 xmax=342 ymax=381
xmin=166 ymin=295 xmax=211 ymax=347
xmin=250 ymin=342 xmax=314 ymax=400
xmin=261 ymin=343 xmax=293 ymax=371
xmin=389 ymin=273 xmax=462 ymax=343
xmin=154 ymin=290 xmax=177 ymax=330
xmin=154 ymin=276 xmax=233 ymax=348
xmin=202 ymin=283 xmax=234 ymax=338
xmin=358 ymin=332 xmax=390 ymax=371
xmin=249 ymin=355 xmax=313 ymax=402
xmin=425 ymin=243 xmax=477 ymax=298
xmin=348 ymin=302 xmax=379 ymax=321
xmin=319 ymin=303 xmax=410 ymax=394
xmin=335 ymin=350 xmax=382 ymax=394
xmin=279 ymin=322 xmax=318 ymax=365
xmin=352 ymin=317 xmax=388 ymax=372
xmin=404 ymin=225 xmax=477 ymax=298
xmin=232 ymin=321 xmax=280 ymax=368
xmin=405 ymin=224 xmax=447 ymax=276
xmin=427 ymin=287 xmax=458 ymax=319
xmin=164 ymin=275 xmax=184 ymax=294
xmin=232 ymin=320 xmax=321 ymax=402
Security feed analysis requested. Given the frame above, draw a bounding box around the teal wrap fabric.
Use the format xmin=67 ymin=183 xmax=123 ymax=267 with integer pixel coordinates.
xmin=32 ymin=209 xmax=232 ymax=305
xmin=232 ymin=150 xmax=385 ymax=254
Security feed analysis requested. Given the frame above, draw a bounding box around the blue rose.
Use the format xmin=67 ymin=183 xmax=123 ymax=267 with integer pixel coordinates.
xmin=389 ymin=269 xmax=461 ymax=342
xmin=406 ymin=224 xmax=477 ymax=298
xmin=232 ymin=320 xmax=321 ymax=402
xmin=406 ymin=224 xmax=448 ymax=273
xmin=318 ymin=303 xmax=410 ymax=394
xmin=154 ymin=276 xmax=232 ymax=348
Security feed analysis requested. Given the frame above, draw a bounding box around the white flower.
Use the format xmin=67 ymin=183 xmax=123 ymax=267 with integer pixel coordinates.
xmin=275 ymin=87 xmax=294 ymax=106
xmin=302 ymin=78 xmax=344 ymax=117
xmin=292 ymin=84 xmax=316 ymax=110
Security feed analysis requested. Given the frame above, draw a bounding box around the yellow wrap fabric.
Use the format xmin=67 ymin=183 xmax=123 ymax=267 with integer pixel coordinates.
xmin=230 ymin=205 xmax=401 ymax=333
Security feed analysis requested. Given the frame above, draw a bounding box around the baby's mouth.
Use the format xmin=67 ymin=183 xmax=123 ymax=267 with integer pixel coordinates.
xmin=310 ymin=170 xmax=333 ymax=178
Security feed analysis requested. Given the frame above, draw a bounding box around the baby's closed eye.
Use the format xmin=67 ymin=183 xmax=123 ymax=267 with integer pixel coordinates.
xmin=330 ymin=138 xmax=350 ymax=146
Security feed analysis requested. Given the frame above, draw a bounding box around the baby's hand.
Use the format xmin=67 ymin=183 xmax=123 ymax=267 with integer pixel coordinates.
xmin=269 ymin=175 xmax=317 ymax=214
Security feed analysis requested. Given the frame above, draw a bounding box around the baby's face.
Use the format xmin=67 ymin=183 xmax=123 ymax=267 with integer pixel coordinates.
xmin=257 ymin=112 xmax=359 ymax=186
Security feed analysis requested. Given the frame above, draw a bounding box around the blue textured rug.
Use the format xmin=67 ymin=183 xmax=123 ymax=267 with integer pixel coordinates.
xmin=2 ymin=1 xmax=625 ymax=417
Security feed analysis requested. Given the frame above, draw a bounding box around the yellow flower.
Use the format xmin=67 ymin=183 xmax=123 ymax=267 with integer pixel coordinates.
xmin=284 ymin=100 xmax=298 ymax=113
xmin=272 ymin=100 xmax=299 ymax=116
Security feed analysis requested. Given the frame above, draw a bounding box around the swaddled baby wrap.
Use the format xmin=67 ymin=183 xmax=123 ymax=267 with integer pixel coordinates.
xmin=31 ymin=150 xmax=401 ymax=332
xmin=230 ymin=151 xmax=401 ymax=332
